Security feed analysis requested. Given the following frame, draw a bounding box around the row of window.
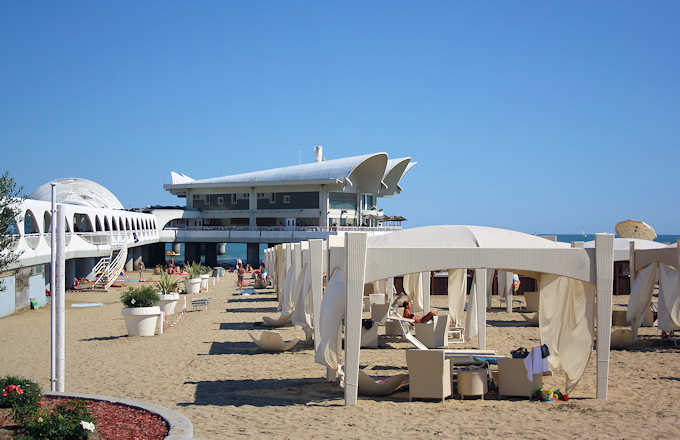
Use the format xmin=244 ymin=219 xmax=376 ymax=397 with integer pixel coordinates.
xmin=12 ymin=209 xmax=156 ymax=235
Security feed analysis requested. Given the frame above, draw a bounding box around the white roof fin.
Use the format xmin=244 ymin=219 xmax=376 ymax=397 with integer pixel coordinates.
xmin=170 ymin=171 xmax=195 ymax=184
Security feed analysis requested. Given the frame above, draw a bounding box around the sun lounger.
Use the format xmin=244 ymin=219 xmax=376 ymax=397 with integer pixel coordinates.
xmin=191 ymin=297 xmax=210 ymax=311
xmin=357 ymin=370 xmax=408 ymax=396
xmin=262 ymin=310 xmax=294 ymax=327
xmin=249 ymin=330 xmax=300 ymax=352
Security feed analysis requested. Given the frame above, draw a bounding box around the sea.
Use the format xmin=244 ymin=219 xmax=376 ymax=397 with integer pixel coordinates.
xmin=165 ymin=234 xmax=680 ymax=267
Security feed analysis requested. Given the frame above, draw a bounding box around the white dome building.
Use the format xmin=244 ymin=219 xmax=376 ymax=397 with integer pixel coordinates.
xmin=30 ymin=178 xmax=124 ymax=210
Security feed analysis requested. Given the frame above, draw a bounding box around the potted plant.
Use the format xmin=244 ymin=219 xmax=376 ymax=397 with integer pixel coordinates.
xmin=120 ymin=286 xmax=160 ymax=337
xmin=184 ymin=263 xmax=202 ymax=294
xmin=156 ymin=272 xmax=180 ymax=315
xmin=199 ymin=264 xmax=212 ymax=290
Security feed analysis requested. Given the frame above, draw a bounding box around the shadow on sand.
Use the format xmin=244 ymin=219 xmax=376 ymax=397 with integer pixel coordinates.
xmin=219 ymin=322 xmax=259 ymax=331
xmin=226 ymin=306 xmax=278 ymax=314
xmin=227 ymin=297 xmax=276 ymax=303
xmin=179 ymin=378 xmax=342 ymax=407
xmin=487 ymin=319 xmax=536 ymax=328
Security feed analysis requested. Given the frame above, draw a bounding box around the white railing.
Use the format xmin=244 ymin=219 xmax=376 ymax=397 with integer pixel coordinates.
xmin=164 ymin=225 xmax=402 ymax=233
xmin=23 ymin=233 xmax=42 ymax=249
xmin=75 ymin=231 xmax=133 ymax=246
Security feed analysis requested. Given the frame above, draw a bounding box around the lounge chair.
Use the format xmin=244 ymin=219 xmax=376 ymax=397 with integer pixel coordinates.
xmin=249 ymin=330 xmax=300 ymax=352
xmin=262 ymin=310 xmax=294 ymax=327
xmin=415 ymin=315 xmax=450 ymax=348
xmin=358 ymin=370 xmax=409 ymax=396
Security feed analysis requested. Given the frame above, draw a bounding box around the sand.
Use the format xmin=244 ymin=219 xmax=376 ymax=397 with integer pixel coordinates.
xmin=1 ymin=272 xmax=679 ymax=439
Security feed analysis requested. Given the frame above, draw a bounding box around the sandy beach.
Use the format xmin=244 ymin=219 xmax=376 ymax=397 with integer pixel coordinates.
xmin=1 ymin=271 xmax=679 ymax=439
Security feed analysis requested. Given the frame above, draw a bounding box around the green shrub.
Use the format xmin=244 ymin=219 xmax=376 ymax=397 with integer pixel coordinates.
xmin=120 ymin=286 xmax=160 ymax=308
xmin=17 ymin=400 xmax=96 ymax=440
xmin=0 ymin=376 xmax=42 ymax=421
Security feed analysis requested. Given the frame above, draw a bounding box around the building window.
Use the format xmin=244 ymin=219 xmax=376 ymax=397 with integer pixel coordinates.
xmin=237 ymin=193 xmax=249 ymax=200
xmin=231 ymin=194 xmax=237 ymax=205
xmin=282 ymin=195 xmax=291 ymax=204
xmin=257 ymin=192 xmax=266 ymax=199
xmin=269 ymin=193 xmax=276 ymax=204
xmin=217 ymin=196 xmax=224 ymax=206
xmin=329 ymin=192 xmax=357 ymax=210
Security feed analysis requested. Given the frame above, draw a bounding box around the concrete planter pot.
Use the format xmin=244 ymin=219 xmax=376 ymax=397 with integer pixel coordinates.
xmin=200 ymin=274 xmax=210 ymax=290
xmin=185 ymin=278 xmax=201 ymax=294
xmin=159 ymin=293 xmax=180 ymax=315
xmin=121 ymin=306 xmax=160 ymax=337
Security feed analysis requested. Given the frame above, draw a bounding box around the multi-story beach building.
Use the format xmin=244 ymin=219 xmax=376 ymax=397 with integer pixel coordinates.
xmin=0 ymin=147 xmax=414 ymax=317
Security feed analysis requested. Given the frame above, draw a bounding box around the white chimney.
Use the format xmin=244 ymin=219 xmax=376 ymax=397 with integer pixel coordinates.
xmin=314 ymin=145 xmax=323 ymax=162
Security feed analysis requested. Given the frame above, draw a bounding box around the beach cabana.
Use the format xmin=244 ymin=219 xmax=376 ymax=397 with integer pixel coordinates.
xmin=314 ymin=225 xmax=615 ymax=405
xmin=627 ymin=240 xmax=680 ymax=339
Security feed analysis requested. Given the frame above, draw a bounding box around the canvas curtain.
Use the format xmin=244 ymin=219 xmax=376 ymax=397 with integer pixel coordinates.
xmin=448 ymin=269 xmax=467 ymax=327
xmin=626 ymin=263 xmax=658 ymax=340
xmin=464 ymin=273 xmax=479 ymax=341
xmin=315 ymin=269 xmax=346 ymax=372
xmin=539 ymin=274 xmax=596 ymax=394
xmin=403 ymin=273 xmax=424 ymax=313
xmin=658 ymin=264 xmax=680 ymax=332
xmin=293 ymin=262 xmax=313 ymax=331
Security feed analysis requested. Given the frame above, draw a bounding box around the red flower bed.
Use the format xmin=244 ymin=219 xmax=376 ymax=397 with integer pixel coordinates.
xmin=1 ymin=397 xmax=169 ymax=440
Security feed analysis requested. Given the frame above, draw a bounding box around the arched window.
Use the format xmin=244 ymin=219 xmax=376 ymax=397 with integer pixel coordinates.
xmin=24 ymin=210 xmax=39 ymax=234
xmin=111 ymin=217 xmax=117 ymax=231
xmin=104 ymin=217 xmax=110 ymax=231
xmin=125 ymin=218 xmax=130 ymax=230
xmin=136 ymin=219 xmax=140 ymax=230
xmin=44 ymin=211 xmax=52 ymax=233
xmin=95 ymin=216 xmax=103 ymax=232
xmin=6 ymin=218 xmax=19 ymax=235
xmin=119 ymin=218 xmax=124 ymax=230
xmin=64 ymin=217 xmax=71 ymax=232
xmin=73 ymin=213 xmax=93 ymax=233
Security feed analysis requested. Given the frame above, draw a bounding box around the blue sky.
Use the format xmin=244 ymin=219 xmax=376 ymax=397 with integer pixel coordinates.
xmin=2 ymin=1 xmax=678 ymax=233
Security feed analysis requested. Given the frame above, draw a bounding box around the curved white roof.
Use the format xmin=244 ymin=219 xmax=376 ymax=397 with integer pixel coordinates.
xmin=165 ymin=152 xmax=412 ymax=194
xmin=31 ymin=178 xmax=124 ymax=210
xmin=380 ymin=157 xmax=413 ymax=196
xmin=368 ymin=225 xmax=569 ymax=249
xmin=584 ymin=237 xmax=668 ymax=261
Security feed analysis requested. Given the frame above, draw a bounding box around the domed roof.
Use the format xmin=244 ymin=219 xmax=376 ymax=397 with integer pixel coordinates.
xmin=30 ymin=178 xmax=124 ymax=210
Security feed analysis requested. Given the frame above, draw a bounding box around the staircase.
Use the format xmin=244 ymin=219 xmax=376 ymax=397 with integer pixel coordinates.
xmin=91 ymin=245 xmax=128 ymax=290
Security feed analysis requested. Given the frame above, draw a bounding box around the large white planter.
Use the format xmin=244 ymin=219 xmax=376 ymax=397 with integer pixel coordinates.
xmin=200 ymin=274 xmax=210 ymax=290
xmin=185 ymin=278 xmax=201 ymax=294
xmin=159 ymin=293 xmax=180 ymax=315
xmin=122 ymin=306 xmax=160 ymax=337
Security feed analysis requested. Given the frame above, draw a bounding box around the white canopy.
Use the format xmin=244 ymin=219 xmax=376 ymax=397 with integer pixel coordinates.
xmin=584 ymin=237 xmax=668 ymax=262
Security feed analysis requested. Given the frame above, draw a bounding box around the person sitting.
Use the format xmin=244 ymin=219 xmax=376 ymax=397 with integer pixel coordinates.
xmin=402 ymin=300 xmax=437 ymax=324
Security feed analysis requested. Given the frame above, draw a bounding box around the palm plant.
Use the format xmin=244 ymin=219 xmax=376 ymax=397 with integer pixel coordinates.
xmin=156 ymin=271 xmax=180 ymax=295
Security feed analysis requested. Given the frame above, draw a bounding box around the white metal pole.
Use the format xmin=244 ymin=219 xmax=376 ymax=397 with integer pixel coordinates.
xmin=595 ymin=233 xmax=614 ymax=399
xmin=50 ymin=184 xmax=56 ymax=391
xmin=476 ymin=268 xmax=487 ymax=349
xmin=55 ymin=205 xmax=66 ymax=392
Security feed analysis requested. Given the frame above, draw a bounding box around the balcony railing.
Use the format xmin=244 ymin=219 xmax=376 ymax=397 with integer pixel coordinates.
xmin=164 ymin=225 xmax=402 ymax=233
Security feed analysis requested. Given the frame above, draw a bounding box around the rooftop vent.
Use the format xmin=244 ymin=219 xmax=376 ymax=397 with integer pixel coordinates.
xmin=314 ymin=145 xmax=323 ymax=162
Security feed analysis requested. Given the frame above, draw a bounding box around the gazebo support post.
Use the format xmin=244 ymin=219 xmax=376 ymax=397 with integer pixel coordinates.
xmin=344 ymin=233 xmax=368 ymax=406
xmin=475 ymin=268 xmax=487 ymax=349
xmin=595 ymin=233 xmax=614 ymax=399
xmin=310 ymin=240 xmax=323 ymax=353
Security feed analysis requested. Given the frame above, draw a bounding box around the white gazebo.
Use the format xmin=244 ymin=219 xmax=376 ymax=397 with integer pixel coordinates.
xmin=312 ymin=225 xmax=615 ymax=405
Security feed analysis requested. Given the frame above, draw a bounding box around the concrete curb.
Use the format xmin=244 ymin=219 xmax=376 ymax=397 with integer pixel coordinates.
xmin=45 ymin=391 xmax=193 ymax=440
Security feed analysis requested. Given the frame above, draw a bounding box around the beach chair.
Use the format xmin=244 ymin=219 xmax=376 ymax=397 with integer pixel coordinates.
xmin=405 ymin=349 xmax=452 ymax=402
xmin=249 ymin=330 xmax=300 ymax=352
xmin=357 ymin=369 xmax=409 ymax=397
xmin=415 ymin=315 xmax=450 ymax=348
xmin=191 ymin=297 xmax=210 ymax=311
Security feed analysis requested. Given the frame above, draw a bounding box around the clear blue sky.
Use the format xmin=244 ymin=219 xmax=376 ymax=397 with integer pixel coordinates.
xmin=2 ymin=1 xmax=678 ymax=233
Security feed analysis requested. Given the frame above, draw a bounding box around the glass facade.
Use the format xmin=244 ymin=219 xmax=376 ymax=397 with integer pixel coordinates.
xmin=256 ymin=192 xmax=319 ymax=210
xmin=192 ymin=193 xmax=249 ymax=210
xmin=329 ymin=192 xmax=357 ymax=210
